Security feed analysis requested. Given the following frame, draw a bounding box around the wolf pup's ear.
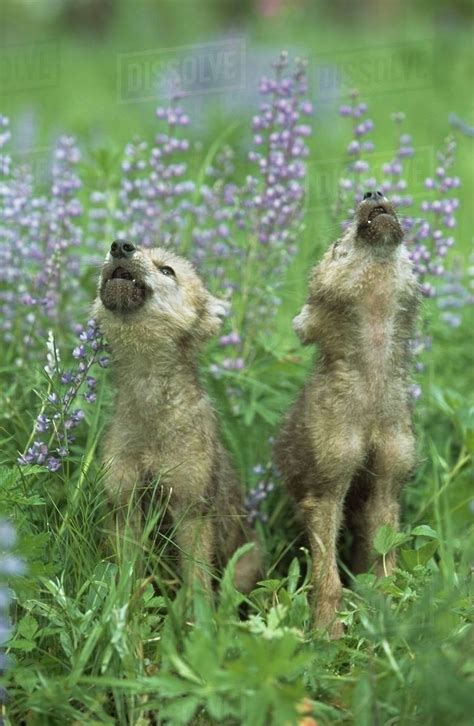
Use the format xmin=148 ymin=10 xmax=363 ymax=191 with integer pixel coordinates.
xmin=199 ymin=294 xmax=230 ymax=338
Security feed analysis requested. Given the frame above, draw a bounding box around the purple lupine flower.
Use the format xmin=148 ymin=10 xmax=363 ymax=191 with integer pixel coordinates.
xmin=335 ymin=94 xmax=468 ymax=397
xmin=18 ymin=320 xmax=105 ymax=472
xmin=337 ymin=95 xmax=464 ymax=302
xmin=35 ymin=414 xmax=51 ymax=433
xmin=236 ymin=53 xmax=312 ymax=332
xmin=0 ymin=128 xmax=84 ymax=353
xmin=219 ymin=331 xmax=241 ymax=347
xmin=221 ymin=357 xmax=245 ymax=371
xmin=47 ymin=457 xmax=61 ymax=472
xmin=191 ymin=145 xmax=242 ymax=287
xmin=405 ymin=136 xmax=462 ymax=298
xmin=114 ymin=101 xmax=195 ymax=248
xmin=244 ymin=461 xmax=277 ymax=524
xmin=436 ymin=259 xmax=474 ymax=326
xmin=33 ymin=136 xmax=83 ymax=323
xmin=408 ymin=384 xmax=422 ymax=400
xmin=96 ymin=53 xmax=312 ymax=380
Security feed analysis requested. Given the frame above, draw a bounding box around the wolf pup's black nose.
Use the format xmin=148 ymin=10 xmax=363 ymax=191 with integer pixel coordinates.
xmin=363 ymin=190 xmax=384 ymax=200
xmin=110 ymin=240 xmax=136 ymax=259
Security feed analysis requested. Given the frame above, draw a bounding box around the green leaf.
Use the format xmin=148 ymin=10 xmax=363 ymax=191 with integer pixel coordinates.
xmin=17 ymin=614 xmax=39 ymax=641
xmin=287 ymin=557 xmax=300 ymax=595
xmin=355 ymin=573 xmax=377 ymax=589
xmin=411 ymin=524 xmax=439 ymax=539
xmin=60 ymin=630 xmax=74 ymax=659
xmin=252 ymin=402 xmax=280 ymax=426
xmin=352 ymin=672 xmax=373 ymax=726
xmin=19 ymin=533 xmax=50 ymax=558
xmin=267 ymin=603 xmax=288 ymax=632
xmin=429 ymin=385 xmax=455 ymax=416
xmin=207 ymin=693 xmax=234 ymax=721
xmin=169 ymin=654 xmax=202 ymax=685
xmin=18 ymin=465 xmax=47 ymax=477
xmin=218 ymin=542 xmax=255 ymax=617
xmin=465 ymin=428 xmax=474 ymax=454
xmin=155 ymin=673 xmax=191 ymax=698
xmin=9 ymin=638 xmax=37 ymax=652
xmin=278 ymin=588 xmax=292 ymax=609
xmin=242 ymin=691 xmax=271 ymax=726
xmin=0 ymin=466 xmax=17 ymax=489
xmin=255 ymin=579 xmax=281 ymax=591
xmin=400 ymin=540 xmax=439 ymax=570
xmin=159 ymin=695 xmax=202 ymax=724
xmin=373 ymin=524 xmax=411 ymax=556
xmin=12 ymin=667 xmax=38 ymax=692
xmin=416 ymin=539 xmax=439 ymax=563
xmin=288 ymin=591 xmax=310 ymax=629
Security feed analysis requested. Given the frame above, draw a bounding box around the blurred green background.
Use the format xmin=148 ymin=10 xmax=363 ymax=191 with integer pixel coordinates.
xmin=1 ymin=0 xmax=473 ymax=251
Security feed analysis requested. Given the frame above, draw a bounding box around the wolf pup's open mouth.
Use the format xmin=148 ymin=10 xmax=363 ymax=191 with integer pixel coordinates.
xmin=110 ymin=266 xmax=134 ymax=281
xmin=356 ymin=196 xmax=403 ymax=247
xmin=367 ymin=206 xmax=389 ymax=223
xmin=100 ymin=265 xmax=150 ymax=313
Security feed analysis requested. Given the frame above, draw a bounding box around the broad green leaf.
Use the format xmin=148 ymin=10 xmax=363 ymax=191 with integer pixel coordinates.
xmin=373 ymin=524 xmax=411 ymax=555
xmin=155 ymin=673 xmax=191 ymax=698
xmin=287 ymin=557 xmax=300 ymax=595
xmin=400 ymin=540 xmax=439 ymax=570
xmin=207 ymin=693 xmax=234 ymax=721
xmin=255 ymin=579 xmax=281 ymax=591
xmin=16 ymin=614 xmax=39 ymax=641
xmin=218 ymin=541 xmax=255 ymax=617
xmin=9 ymin=638 xmax=36 ymax=652
xmin=169 ymin=653 xmax=202 ymax=685
xmin=412 ymin=524 xmax=439 ymax=539
xmin=267 ymin=603 xmax=288 ymax=631
xmin=159 ymin=695 xmax=202 ymax=725
xmin=352 ymin=672 xmax=373 ymax=726
xmin=12 ymin=667 xmax=38 ymax=692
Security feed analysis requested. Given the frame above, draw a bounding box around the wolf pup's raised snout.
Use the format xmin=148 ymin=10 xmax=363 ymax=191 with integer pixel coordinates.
xmin=110 ymin=239 xmax=136 ymax=259
xmin=94 ymin=245 xmax=262 ymax=595
xmin=362 ymin=190 xmax=384 ymax=200
xmin=276 ymin=197 xmax=420 ymax=638
xmin=356 ymin=192 xmax=404 ymax=247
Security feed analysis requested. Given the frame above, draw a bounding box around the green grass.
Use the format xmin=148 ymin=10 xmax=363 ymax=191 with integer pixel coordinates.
xmin=1 ymin=3 xmax=474 ymax=724
xmin=3 ymin=359 xmax=473 ymax=724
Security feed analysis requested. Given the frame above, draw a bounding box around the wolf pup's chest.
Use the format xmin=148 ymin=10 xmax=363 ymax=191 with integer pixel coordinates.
xmin=351 ymin=262 xmax=400 ymax=369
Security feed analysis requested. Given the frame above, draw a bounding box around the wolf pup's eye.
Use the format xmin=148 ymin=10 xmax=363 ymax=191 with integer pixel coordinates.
xmin=159 ymin=266 xmax=175 ymax=277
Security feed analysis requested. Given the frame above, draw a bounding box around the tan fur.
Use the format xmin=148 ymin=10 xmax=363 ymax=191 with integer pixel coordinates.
xmin=93 ymin=245 xmax=261 ymax=594
xmin=275 ymin=197 xmax=420 ymax=637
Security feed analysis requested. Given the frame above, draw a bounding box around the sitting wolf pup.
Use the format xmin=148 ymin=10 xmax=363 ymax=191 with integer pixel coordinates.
xmin=93 ymin=240 xmax=261 ymax=594
xmin=276 ymin=192 xmax=420 ymax=637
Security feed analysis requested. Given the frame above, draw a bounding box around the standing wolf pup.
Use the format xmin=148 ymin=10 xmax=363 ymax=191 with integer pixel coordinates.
xmin=276 ymin=192 xmax=420 ymax=637
xmin=93 ymin=241 xmax=261 ymax=594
